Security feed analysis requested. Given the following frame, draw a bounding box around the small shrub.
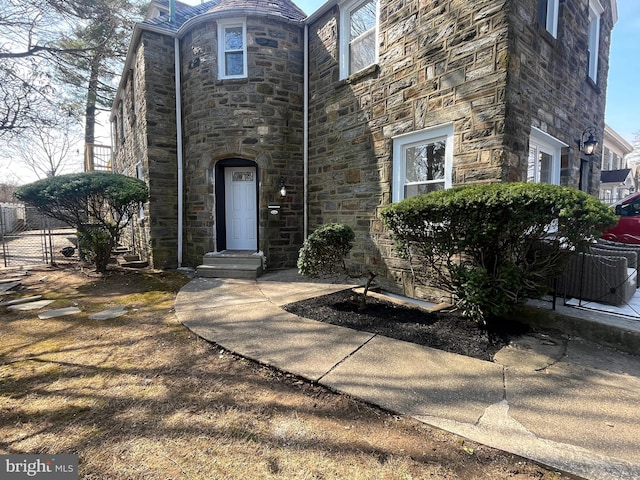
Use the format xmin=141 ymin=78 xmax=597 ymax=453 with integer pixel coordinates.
xmin=297 ymin=223 xmax=355 ymax=277
xmin=297 ymin=223 xmax=376 ymax=310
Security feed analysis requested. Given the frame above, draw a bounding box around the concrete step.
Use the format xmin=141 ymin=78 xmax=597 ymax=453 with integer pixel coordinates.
xmin=201 ymin=251 xmax=263 ymax=267
xmin=117 ymin=254 xmax=141 ymax=265
xmin=196 ymin=264 xmax=262 ymax=279
xmin=197 ymin=251 xmax=265 ymax=279
xmin=120 ymin=260 xmax=149 ymax=269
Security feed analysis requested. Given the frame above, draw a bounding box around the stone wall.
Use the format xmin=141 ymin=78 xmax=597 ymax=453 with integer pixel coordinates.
xmin=112 ymin=31 xmax=179 ymax=269
xmin=180 ymin=16 xmax=305 ymax=268
xmin=306 ymin=0 xmax=511 ymax=298
xmin=306 ymin=0 xmax=612 ymax=300
xmin=506 ymin=0 xmax=614 ymax=194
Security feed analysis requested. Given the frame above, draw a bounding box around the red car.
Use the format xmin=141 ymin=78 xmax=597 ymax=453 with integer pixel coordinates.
xmin=601 ymin=192 xmax=640 ymax=244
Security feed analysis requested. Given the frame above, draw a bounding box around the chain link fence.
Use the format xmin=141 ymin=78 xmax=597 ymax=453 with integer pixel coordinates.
xmin=0 ymin=203 xmax=78 ymax=268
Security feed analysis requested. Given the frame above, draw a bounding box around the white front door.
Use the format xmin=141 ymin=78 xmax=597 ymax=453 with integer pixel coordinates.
xmin=225 ymin=167 xmax=257 ymax=250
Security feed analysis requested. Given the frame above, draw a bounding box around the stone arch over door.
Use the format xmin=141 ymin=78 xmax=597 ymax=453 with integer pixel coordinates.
xmin=214 ymin=158 xmax=259 ymax=252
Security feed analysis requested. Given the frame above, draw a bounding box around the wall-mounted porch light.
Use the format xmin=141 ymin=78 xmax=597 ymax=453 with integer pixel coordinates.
xmin=580 ymin=127 xmax=598 ymax=156
xmin=279 ymin=178 xmax=287 ymax=197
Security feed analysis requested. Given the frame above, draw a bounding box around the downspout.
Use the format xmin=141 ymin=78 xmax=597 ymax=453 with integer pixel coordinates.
xmin=174 ymin=37 xmax=184 ymax=268
xmin=303 ymin=24 xmax=309 ymax=239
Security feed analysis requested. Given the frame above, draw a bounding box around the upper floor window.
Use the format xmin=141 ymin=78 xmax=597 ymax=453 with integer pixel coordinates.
xmin=527 ymin=127 xmax=567 ymax=185
xmin=136 ymin=162 xmax=145 ymax=220
xmin=392 ymin=124 xmax=454 ymax=202
xmin=218 ymin=18 xmax=247 ymax=79
xmin=119 ymin=101 xmax=126 ymax=142
xmin=537 ymin=0 xmax=559 ymax=37
xmin=339 ymin=0 xmax=378 ymax=80
xmin=129 ymin=70 xmax=137 ymax=120
xmin=588 ymin=0 xmax=603 ymax=83
xmin=111 ymin=118 xmax=118 ymax=151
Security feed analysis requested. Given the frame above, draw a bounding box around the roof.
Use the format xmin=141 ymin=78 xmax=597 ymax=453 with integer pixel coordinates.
xmin=206 ymin=0 xmax=306 ymax=22
xmin=601 ymin=168 xmax=632 ymax=184
xmin=141 ymin=0 xmax=306 ymax=34
xmin=142 ymin=1 xmax=220 ymax=34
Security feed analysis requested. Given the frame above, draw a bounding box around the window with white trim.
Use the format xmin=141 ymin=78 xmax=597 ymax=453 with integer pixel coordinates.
xmin=527 ymin=127 xmax=567 ymax=185
xmin=119 ymin=101 xmax=126 ymax=142
xmin=217 ymin=18 xmax=247 ymax=79
xmin=536 ymin=0 xmax=559 ymax=37
xmin=392 ymin=124 xmax=454 ymax=202
xmin=587 ymin=0 xmax=603 ymax=83
xmin=339 ymin=0 xmax=378 ymax=80
xmin=136 ymin=162 xmax=145 ymax=220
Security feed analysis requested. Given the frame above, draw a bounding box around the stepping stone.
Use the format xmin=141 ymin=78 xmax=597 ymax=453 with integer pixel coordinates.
xmin=0 ymin=295 xmax=43 ymax=307
xmin=90 ymin=306 xmax=127 ymax=320
xmin=8 ymin=300 xmax=55 ymax=311
xmin=38 ymin=307 xmax=82 ymax=319
xmin=0 ymin=277 xmax=23 ymax=284
xmin=0 ymin=281 xmax=20 ymax=293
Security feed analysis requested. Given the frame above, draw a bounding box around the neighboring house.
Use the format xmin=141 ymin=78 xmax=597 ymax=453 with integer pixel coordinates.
xmin=111 ymin=0 xmax=618 ymax=299
xmin=599 ymin=123 xmax=634 ymax=204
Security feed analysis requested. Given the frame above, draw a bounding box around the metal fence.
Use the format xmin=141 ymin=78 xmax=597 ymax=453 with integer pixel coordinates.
xmin=0 ymin=203 xmax=78 ymax=268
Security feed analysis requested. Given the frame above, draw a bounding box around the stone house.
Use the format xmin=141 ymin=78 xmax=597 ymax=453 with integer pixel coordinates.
xmin=111 ymin=0 xmax=618 ymax=297
xmin=599 ymin=123 xmax=634 ymax=204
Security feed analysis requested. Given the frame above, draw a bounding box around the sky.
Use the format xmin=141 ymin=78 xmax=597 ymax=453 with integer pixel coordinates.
xmin=605 ymin=0 xmax=640 ymax=145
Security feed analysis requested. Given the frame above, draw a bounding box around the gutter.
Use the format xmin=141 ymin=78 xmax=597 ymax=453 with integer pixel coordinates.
xmin=303 ymin=24 xmax=309 ymax=239
xmin=175 ymin=36 xmax=184 ymax=268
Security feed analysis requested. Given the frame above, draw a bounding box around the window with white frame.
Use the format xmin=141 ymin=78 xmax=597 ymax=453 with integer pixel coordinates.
xmin=536 ymin=0 xmax=559 ymax=37
xmin=339 ymin=0 xmax=378 ymax=79
xmin=119 ymin=101 xmax=126 ymax=142
xmin=217 ymin=18 xmax=247 ymax=79
xmin=527 ymin=127 xmax=567 ymax=184
xmin=136 ymin=162 xmax=145 ymax=220
xmin=392 ymin=124 xmax=454 ymax=202
xmin=587 ymin=0 xmax=603 ymax=83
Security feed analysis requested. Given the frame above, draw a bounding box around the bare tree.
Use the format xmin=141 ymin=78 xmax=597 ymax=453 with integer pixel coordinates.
xmin=0 ymin=182 xmax=19 ymax=203
xmin=11 ymin=120 xmax=83 ymax=179
xmin=0 ymin=0 xmax=144 ymax=140
xmin=0 ymin=0 xmax=85 ymax=137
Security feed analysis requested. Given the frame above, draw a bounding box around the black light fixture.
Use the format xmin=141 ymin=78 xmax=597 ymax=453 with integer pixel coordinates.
xmin=580 ymin=127 xmax=598 ymax=156
xmin=279 ymin=178 xmax=287 ymax=197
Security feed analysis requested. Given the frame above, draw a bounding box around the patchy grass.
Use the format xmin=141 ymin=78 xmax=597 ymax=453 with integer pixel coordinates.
xmin=0 ymin=263 xmax=571 ymax=479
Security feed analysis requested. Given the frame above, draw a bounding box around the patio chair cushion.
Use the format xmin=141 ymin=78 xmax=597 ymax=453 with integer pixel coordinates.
xmin=556 ymin=252 xmax=636 ymax=306
xmin=589 ymin=246 xmax=639 ymax=287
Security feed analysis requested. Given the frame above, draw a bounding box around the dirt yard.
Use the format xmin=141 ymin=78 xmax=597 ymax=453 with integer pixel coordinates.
xmin=0 ymin=264 xmax=572 ymax=479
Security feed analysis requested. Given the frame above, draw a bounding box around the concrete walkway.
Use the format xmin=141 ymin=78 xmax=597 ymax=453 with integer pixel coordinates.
xmin=174 ymin=270 xmax=640 ymax=480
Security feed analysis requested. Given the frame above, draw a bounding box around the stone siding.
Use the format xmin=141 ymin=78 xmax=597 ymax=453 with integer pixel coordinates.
xmin=113 ymin=31 xmax=179 ymax=269
xmin=306 ymin=0 xmax=511 ymax=297
xmin=306 ymin=0 xmax=613 ymax=300
xmin=180 ymin=16 xmax=305 ymax=268
xmin=507 ymin=0 xmax=613 ymax=193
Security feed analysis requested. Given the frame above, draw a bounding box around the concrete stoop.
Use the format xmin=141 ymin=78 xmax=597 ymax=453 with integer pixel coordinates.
xmin=112 ymin=250 xmax=149 ymax=269
xmin=196 ymin=251 xmax=264 ymax=279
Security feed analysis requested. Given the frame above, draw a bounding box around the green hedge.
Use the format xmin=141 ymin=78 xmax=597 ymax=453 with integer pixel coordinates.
xmin=380 ymin=182 xmax=617 ymax=325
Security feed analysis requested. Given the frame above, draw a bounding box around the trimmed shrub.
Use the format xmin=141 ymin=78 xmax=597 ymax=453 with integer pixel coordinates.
xmin=297 ymin=223 xmax=355 ymax=277
xmin=15 ymin=172 xmax=148 ymax=272
xmin=297 ymin=223 xmax=377 ymax=310
xmin=380 ymin=182 xmax=618 ymax=326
